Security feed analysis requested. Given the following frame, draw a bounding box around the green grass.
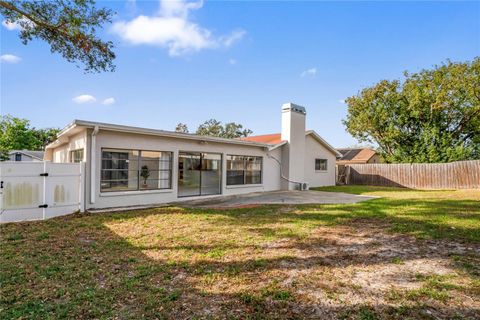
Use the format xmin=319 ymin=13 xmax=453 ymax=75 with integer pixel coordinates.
xmin=312 ymin=185 xmax=480 ymax=242
xmin=0 ymin=186 xmax=479 ymax=319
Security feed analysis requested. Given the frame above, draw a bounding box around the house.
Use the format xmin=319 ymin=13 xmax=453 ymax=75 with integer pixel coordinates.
xmin=336 ymin=148 xmax=382 ymax=165
xmin=7 ymin=150 xmax=45 ymax=162
xmin=44 ymin=103 xmax=341 ymax=210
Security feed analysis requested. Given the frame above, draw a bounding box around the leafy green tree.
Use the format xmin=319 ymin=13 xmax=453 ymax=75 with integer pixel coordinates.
xmin=196 ymin=119 xmax=224 ymax=137
xmin=0 ymin=115 xmax=59 ymax=160
xmin=195 ymin=119 xmax=252 ymax=138
xmin=0 ymin=0 xmax=115 ymax=73
xmin=343 ymin=58 xmax=480 ymax=163
xmin=223 ymin=122 xmax=253 ymax=139
xmin=175 ymin=123 xmax=189 ymax=133
xmin=33 ymin=128 xmax=61 ymax=150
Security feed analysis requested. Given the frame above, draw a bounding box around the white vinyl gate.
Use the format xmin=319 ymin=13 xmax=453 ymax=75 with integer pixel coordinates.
xmin=0 ymin=161 xmax=84 ymax=223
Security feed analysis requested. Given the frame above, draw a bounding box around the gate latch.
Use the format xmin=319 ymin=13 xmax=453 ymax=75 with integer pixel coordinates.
xmin=38 ymin=204 xmax=48 ymax=208
xmin=40 ymin=173 xmax=49 ymax=177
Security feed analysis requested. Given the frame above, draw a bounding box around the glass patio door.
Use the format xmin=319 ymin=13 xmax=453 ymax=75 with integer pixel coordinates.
xmin=178 ymin=152 xmax=221 ymax=197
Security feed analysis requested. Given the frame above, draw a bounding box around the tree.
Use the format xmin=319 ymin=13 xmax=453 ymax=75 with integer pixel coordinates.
xmin=343 ymin=58 xmax=480 ymax=163
xmin=195 ymin=119 xmax=253 ymax=139
xmin=0 ymin=115 xmax=59 ymax=159
xmin=34 ymin=128 xmax=61 ymax=150
xmin=222 ymin=122 xmax=253 ymax=139
xmin=0 ymin=0 xmax=115 ymax=73
xmin=196 ymin=119 xmax=224 ymax=137
xmin=175 ymin=123 xmax=189 ymax=133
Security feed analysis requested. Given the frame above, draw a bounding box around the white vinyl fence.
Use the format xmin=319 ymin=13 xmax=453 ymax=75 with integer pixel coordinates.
xmin=0 ymin=161 xmax=84 ymax=223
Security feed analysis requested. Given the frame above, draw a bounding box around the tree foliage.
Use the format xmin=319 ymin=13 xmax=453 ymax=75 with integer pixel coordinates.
xmin=0 ymin=115 xmax=59 ymax=159
xmin=175 ymin=119 xmax=253 ymax=138
xmin=0 ymin=0 xmax=115 ymax=73
xmin=175 ymin=123 xmax=189 ymax=133
xmin=196 ymin=119 xmax=253 ymax=139
xmin=343 ymin=58 xmax=480 ymax=163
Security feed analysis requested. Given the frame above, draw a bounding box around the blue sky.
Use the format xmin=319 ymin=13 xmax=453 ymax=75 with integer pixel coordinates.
xmin=1 ymin=0 xmax=479 ymax=147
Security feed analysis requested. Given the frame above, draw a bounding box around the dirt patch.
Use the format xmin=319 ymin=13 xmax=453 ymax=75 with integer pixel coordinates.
xmin=138 ymin=219 xmax=480 ymax=319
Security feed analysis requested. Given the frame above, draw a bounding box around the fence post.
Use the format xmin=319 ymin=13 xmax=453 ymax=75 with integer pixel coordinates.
xmin=79 ymin=162 xmax=86 ymax=212
xmin=42 ymin=161 xmax=47 ymax=220
xmin=346 ymin=165 xmax=350 ymax=185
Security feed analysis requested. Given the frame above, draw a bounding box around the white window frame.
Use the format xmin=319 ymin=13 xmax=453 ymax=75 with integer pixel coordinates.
xmin=315 ymin=158 xmax=328 ymax=172
xmin=70 ymin=149 xmax=84 ymax=163
xmin=226 ymin=155 xmax=263 ymax=186
xmin=100 ymin=148 xmax=173 ymax=192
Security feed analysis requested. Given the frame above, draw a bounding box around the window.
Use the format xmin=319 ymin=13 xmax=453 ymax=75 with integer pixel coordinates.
xmin=70 ymin=149 xmax=84 ymax=163
xmin=315 ymin=159 xmax=328 ymax=171
xmin=101 ymin=149 xmax=172 ymax=192
xmin=15 ymin=153 xmax=22 ymax=161
xmin=226 ymin=155 xmax=262 ymax=185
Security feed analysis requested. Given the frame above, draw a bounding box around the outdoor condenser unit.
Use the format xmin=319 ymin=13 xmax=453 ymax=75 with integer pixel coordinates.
xmin=298 ymin=183 xmax=309 ymax=191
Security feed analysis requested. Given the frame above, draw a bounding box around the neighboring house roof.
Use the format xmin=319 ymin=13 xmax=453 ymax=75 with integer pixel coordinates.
xmin=8 ymin=150 xmax=44 ymax=160
xmin=241 ymin=131 xmax=342 ymax=157
xmin=336 ymin=148 xmax=377 ymax=164
xmin=46 ymin=119 xmax=274 ymax=150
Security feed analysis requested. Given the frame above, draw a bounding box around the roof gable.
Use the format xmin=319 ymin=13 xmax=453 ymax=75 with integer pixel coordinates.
xmin=241 ymin=131 xmax=341 ymax=157
xmin=9 ymin=150 xmax=44 ymax=160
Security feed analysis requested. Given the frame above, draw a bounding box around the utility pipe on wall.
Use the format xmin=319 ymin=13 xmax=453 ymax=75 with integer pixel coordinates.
xmin=90 ymin=126 xmax=99 ymax=204
xmin=267 ymin=153 xmax=303 ymax=188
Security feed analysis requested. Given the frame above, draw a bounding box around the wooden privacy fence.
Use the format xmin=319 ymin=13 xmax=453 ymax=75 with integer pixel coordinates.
xmin=344 ymin=160 xmax=480 ymax=189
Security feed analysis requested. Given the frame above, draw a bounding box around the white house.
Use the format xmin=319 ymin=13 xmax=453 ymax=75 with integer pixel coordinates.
xmin=7 ymin=150 xmax=44 ymax=162
xmin=45 ymin=103 xmax=340 ymax=210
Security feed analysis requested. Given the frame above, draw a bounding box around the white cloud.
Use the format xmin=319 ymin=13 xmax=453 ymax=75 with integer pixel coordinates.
xmin=301 ymin=67 xmax=317 ymax=78
xmin=2 ymin=18 xmax=34 ymax=31
xmin=338 ymin=99 xmax=346 ymax=104
xmin=102 ymin=97 xmax=116 ymax=105
xmin=72 ymin=94 xmax=96 ymax=104
xmin=111 ymin=0 xmax=246 ymax=56
xmin=221 ymin=30 xmax=246 ymax=47
xmin=2 ymin=20 xmax=21 ymax=31
xmin=0 ymin=54 xmax=21 ymax=63
xmin=229 ymin=58 xmax=237 ymax=65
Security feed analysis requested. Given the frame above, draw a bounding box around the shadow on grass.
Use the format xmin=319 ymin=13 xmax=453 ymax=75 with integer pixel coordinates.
xmin=195 ymin=198 xmax=480 ymax=242
xmin=1 ymin=199 xmax=479 ymax=319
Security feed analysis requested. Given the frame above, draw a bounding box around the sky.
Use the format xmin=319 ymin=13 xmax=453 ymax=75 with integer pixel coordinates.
xmin=1 ymin=0 xmax=479 ymax=147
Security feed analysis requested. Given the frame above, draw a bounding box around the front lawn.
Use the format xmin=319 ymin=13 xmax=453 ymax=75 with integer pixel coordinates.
xmin=1 ymin=187 xmax=479 ymax=319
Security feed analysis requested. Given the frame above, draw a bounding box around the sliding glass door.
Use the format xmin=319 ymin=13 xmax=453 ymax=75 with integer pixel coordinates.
xmin=178 ymin=152 xmax=221 ymax=197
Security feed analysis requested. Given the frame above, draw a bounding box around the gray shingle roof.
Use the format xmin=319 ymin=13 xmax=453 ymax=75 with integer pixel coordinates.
xmin=9 ymin=150 xmax=45 ymax=160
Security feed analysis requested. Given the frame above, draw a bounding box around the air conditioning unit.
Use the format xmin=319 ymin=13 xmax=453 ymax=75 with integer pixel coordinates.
xmin=298 ymin=182 xmax=309 ymax=191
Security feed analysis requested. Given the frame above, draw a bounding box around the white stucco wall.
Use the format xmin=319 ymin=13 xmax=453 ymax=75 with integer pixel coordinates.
xmin=52 ymin=131 xmax=87 ymax=163
xmin=303 ymin=135 xmax=337 ymax=187
xmin=84 ymin=130 xmax=283 ymax=209
xmin=48 ymin=127 xmax=337 ymax=209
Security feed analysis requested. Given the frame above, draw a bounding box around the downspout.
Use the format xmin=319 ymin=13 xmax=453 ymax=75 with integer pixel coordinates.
xmin=267 ymin=153 xmax=303 ymax=188
xmin=90 ymin=126 xmax=99 ymax=204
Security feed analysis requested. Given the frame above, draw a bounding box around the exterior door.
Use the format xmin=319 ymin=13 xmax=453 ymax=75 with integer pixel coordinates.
xmin=178 ymin=152 xmax=221 ymax=197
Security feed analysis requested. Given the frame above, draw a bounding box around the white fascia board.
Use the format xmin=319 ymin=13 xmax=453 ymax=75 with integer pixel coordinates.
xmin=47 ymin=119 xmax=271 ymax=149
xmin=267 ymin=141 xmax=287 ymax=151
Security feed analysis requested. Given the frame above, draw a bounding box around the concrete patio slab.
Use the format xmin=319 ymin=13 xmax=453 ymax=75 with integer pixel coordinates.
xmin=179 ymin=190 xmax=377 ymax=208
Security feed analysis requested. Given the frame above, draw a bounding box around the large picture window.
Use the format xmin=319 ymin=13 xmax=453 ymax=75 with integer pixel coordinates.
xmin=315 ymin=159 xmax=328 ymax=171
xmin=101 ymin=149 xmax=172 ymax=192
xmin=226 ymin=155 xmax=262 ymax=185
